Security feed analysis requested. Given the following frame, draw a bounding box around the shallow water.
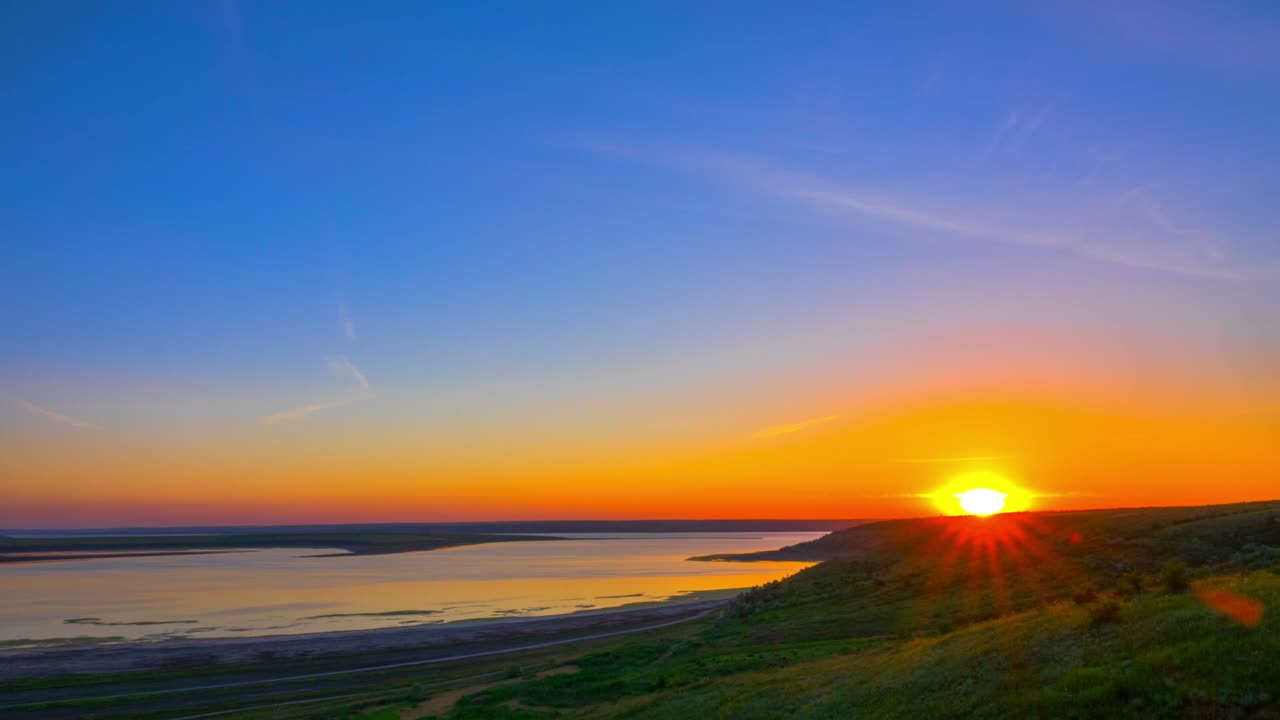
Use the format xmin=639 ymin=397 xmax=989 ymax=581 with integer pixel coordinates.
xmin=0 ymin=532 xmax=818 ymax=645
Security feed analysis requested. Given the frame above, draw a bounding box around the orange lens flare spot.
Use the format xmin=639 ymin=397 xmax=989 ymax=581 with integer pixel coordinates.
xmin=1197 ymin=588 xmax=1264 ymax=627
xmin=955 ymin=488 xmax=1007 ymax=516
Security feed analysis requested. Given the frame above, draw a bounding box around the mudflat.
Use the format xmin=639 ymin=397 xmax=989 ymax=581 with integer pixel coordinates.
xmin=0 ymin=597 xmax=728 ymax=681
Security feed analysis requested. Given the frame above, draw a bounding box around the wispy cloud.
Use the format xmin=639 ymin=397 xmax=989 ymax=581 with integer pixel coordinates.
xmin=787 ymin=183 xmax=1246 ymax=279
xmin=895 ymin=455 xmax=1014 ymax=465
xmin=337 ymin=299 xmax=356 ymax=342
xmin=328 ymin=356 xmax=369 ymax=394
xmin=1113 ymin=182 xmax=1226 ymax=262
xmin=753 ymin=414 xmax=839 ymax=439
xmin=259 ymin=400 xmax=351 ymax=427
xmin=899 ymin=489 xmax=1094 ymax=500
xmin=17 ymin=401 xmax=93 ymax=429
xmin=981 ymin=104 xmax=1054 ymax=163
xmin=982 ymin=110 xmax=1023 ymax=162
xmin=260 ymin=356 xmax=370 ymax=428
xmin=580 ymin=141 xmax=1262 ymax=280
xmin=1050 ymin=3 xmax=1280 ymax=72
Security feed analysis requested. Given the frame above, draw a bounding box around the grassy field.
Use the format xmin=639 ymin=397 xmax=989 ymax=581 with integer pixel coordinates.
xmin=347 ymin=501 xmax=1280 ymax=719
xmin=6 ymin=501 xmax=1278 ymax=719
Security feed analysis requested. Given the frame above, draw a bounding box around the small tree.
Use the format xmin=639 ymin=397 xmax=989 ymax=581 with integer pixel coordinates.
xmin=1090 ymin=600 xmax=1122 ymax=625
xmin=1116 ymin=571 xmax=1144 ymax=597
xmin=1161 ymin=560 xmax=1190 ymax=593
xmin=1071 ymin=585 xmax=1098 ymax=605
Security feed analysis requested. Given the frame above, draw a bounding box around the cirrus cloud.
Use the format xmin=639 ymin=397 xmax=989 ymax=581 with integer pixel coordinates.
xmin=259 ymin=356 xmax=369 ymax=428
xmin=753 ymin=414 xmax=839 ymax=439
xmin=16 ymin=401 xmax=93 ymax=429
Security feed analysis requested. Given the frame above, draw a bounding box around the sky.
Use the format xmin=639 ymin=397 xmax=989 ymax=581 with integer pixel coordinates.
xmin=2 ymin=2 xmax=1278 ymax=527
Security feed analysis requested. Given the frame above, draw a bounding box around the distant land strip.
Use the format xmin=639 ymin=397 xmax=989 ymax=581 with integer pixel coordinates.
xmin=0 ymin=550 xmax=249 ymax=564
xmin=0 ymin=532 xmax=567 ymax=564
xmin=1 ymin=518 xmax=867 ymax=537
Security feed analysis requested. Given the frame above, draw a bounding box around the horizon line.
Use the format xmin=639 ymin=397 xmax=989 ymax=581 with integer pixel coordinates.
xmin=4 ymin=498 xmax=1276 ymax=533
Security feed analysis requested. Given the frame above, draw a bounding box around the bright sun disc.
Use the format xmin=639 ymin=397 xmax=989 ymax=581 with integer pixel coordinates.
xmin=956 ymin=488 xmax=1007 ymax=516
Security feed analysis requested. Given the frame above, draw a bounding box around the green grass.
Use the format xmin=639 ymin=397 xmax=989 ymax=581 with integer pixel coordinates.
xmin=426 ymin=574 xmax=1279 ymax=720
xmin=567 ymin=573 xmax=1279 ymax=719
xmin=420 ymin=502 xmax=1280 ymax=720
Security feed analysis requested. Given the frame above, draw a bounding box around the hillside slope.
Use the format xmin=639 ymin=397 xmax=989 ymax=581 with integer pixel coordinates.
xmin=692 ymin=500 xmax=1280 ymax=564
xmin=428 ymin=501 xmax=1280 ymax=720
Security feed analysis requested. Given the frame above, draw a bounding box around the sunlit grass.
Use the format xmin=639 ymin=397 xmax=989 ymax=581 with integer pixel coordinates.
xmin=434 ymin=503 xmax=1280 ymax=720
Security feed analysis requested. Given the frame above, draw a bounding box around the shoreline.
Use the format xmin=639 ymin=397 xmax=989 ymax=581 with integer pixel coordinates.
xmin=0 ymin=593 xmax=736 ymax=681
xmin=0 ymin=549 xmax=255 ymax=565
xmin=0 ymin=587 xmax=742 ymax=652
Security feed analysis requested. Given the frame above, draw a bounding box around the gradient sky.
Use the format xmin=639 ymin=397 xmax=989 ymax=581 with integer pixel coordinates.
xmin=3 ymin=2 xmax=1278 ymax=527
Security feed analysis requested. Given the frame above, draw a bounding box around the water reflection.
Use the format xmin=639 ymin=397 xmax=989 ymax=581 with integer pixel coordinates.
xmin=0 ymin=532 xmax=818 ymax=645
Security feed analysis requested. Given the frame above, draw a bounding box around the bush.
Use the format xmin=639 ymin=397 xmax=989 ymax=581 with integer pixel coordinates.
xmin=1071 ymin=585 xmax=1099 ymax=605
xmin=1116 ymin=572 xmax=1144 ymax=597
xmin=1089 ymin=600 xmax=1122 ymax=625
xmin=408 ymin=682 xmax=429 ymax=702
xmin=1237 ymin=544 xmax=1280 ymax=570
xmin=1160 ymin=561 xmax=1189 ymax=593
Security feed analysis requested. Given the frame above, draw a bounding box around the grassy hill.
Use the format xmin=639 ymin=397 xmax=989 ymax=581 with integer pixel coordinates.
xmin=407 ymin=501 xmax=1280 ymax=720
xmin=7 ymin=501 xmax=1276 ymax=719
xmin=692 ymin=500 xmax=1280 ymax=564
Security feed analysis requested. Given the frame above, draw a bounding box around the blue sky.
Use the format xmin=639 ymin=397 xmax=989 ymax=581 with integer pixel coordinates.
xmin=2 ymin=2 xmax=1279 ymax=524
xmin=4 ymin=0 xmax=1277 ymax=393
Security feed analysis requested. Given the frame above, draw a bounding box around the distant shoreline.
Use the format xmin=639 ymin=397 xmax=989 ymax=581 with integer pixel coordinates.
xmin=0 ymin=532 xmax=568 ymax=565
xmin=1 ymin=523 xmax=857 ymax=565
xmin=0 ymin=549 xmax=252 ymax=565
xmin=1 ymin=518 xmax=866 ymax=537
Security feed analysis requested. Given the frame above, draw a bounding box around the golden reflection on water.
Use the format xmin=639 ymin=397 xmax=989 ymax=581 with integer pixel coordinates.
xmin=0 ymin=533 xmax=818 ymax=644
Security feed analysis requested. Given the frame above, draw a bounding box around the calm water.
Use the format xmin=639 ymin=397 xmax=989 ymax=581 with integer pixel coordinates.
xmin=0 ymin=533 xmax=819 ymax=645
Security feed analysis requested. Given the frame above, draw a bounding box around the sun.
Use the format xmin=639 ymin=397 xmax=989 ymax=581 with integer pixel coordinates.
xmin=923 ymin=471 xmax=1031 ymax=515
xmin=955 ymin=488 xmax=1007 ymax=516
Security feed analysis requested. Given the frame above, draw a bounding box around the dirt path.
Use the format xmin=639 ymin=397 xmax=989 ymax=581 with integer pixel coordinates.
xmin=397 ymin=665 xmax=580 ymax=719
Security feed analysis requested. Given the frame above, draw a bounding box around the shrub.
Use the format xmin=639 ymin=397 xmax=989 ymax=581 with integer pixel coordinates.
xmin=1160 ymin=561 xmax=1189 ymax=593
xmin=1238 ymin=544 xmax=1280 ymax=569
xmin=1071 ymin=585 xmax=1099 ymax=605
xmin=1116 ymin=572 xmax=1144 ymax=597
xmin=1090 ymin=600 xmax=1122 ymax=625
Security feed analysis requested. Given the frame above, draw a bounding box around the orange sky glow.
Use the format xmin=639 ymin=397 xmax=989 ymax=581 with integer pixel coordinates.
xmin=5 ymin=325 xmax=1276 ymax=527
